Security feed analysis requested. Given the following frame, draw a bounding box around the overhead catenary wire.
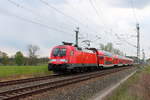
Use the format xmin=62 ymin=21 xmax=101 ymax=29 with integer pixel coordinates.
xmin=88 ymin=0 xmax=106 ymax=27
xmin=7 ymin=0 xmax=75 ymax=32
xmin=108 ymin=29 xmax=138 ymax=57
xmin=88 ymin=0 xmax=138 ymax=55
xmin=39 ymin=0 xmax=81 ymax=26
xmin=39 ymin=0 xmax=102 ymax=36
xmin=7 ymin=0 xmax=41 ymax=17
xmin=88 ymin=0 xmax=137 ymax=50
xmin=1 ymin=7 xmax=72 ymax=35
xmin=115 ymin=33 xmax=137 ymax=48
xmin=87 ymin=0 xmax=111 ymax=47
xmin=88 ymin=0 xmax=120 ymax=45
xmin=66 ymin=3 xmax=102 ymax=38
xmin=88 ymin=0 xmax=138 ymax=49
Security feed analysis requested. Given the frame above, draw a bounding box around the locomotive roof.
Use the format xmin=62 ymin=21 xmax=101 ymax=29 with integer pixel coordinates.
xmin=55 ymin=45 xmax=83 ymax=50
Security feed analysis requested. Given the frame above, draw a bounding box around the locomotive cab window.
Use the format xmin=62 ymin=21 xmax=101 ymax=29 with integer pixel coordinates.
xmin=60 ymin=48 xmax=66 ymax=56
xmin=52 ymin=48 xmax=66 ymax=56
xmin=53 ymin=48 xmax=60 ymax=56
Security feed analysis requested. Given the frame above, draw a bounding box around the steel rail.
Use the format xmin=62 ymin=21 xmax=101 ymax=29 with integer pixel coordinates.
xmin=0 ymin=74 xmax=59 ymax=87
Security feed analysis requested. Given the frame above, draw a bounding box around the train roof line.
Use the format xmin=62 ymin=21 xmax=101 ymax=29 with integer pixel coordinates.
xmin=55 ymin=44 xmax=133 ymax=60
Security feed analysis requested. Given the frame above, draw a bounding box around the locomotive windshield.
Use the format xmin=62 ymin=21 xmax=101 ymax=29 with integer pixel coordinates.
xmin=52 ymin=48 xmax=66 ymax=56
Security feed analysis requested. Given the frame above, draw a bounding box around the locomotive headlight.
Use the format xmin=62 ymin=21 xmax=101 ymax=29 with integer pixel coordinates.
xmin=49 ymin=59 xmax=56 ymax=62
xmin=60 ymin=59 xmax=68 ymax=63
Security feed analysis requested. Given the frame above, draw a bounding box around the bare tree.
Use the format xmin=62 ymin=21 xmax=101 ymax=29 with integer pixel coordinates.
xmin=27 ymin=44 xmax=40 ymax=65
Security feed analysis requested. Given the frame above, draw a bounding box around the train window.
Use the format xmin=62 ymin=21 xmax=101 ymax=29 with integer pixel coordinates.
xmin=53 ymin=48 xmax=60 ymax=56
xmin=82 ymin=49 xmax=93 ymax=53
xmin=99 ymin=56 xmax=104 ymax=59
xmin=103 ymin=51 xmax=112 ymax=57
xmin=52 ymin=48 xmax=66 ymax=56
xmin=60 ymin=48 xmax=66 ymax=56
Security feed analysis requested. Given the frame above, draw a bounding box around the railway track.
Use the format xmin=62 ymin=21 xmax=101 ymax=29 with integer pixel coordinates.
xmin=0 ymin=74 xmax=60 ymax=87
xmin=0 ymin=67 xmax=132 ymax=100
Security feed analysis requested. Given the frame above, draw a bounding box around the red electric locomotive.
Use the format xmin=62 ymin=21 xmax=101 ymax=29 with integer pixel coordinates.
xmin=48 ymin=42 xmax=133 ymax=73
xmin=48 ymin=43 xmax=98 ymax=72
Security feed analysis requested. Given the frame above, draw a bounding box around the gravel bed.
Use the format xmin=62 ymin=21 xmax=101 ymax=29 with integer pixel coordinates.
xmin=24 ymin=67 xmax=136 ymax=100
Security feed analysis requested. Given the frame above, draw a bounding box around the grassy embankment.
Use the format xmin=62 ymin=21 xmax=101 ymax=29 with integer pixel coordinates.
xmin=0 ymin=65 xmax=53 ymax=81
xmin=105 ymin=65 xmax=150 ymax=100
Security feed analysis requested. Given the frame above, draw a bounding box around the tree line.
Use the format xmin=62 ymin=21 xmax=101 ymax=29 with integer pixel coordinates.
xmin=0 ymin=44 xmax=48 ymax=66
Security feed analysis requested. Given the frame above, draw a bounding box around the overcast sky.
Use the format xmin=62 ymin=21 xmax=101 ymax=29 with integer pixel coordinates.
xmin=0 ymin=0 xmax=149 ymax=58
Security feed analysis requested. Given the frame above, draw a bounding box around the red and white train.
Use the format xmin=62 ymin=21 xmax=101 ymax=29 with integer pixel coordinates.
xmin=48 ymin=42 xmax=133 ymax=73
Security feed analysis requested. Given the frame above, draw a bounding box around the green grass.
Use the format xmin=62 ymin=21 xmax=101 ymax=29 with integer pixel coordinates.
xmin=0 ymin=65 xmax=53 ymax=78
xmin=106 ymin=66 xmax=147 ymax=100
xmin=107 ymin=73 xmax=141 ymax=100
xmin=142 ymin=65 xmax=150 ymax=73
